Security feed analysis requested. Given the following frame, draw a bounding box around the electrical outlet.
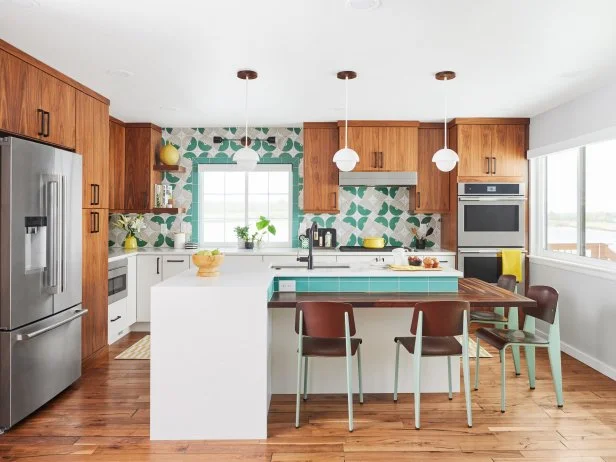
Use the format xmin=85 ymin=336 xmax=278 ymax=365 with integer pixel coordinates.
xmin=279 ymin=280 xmax=296 ymax=292
xmin=161 ymin=223 xmax=167 ymax=235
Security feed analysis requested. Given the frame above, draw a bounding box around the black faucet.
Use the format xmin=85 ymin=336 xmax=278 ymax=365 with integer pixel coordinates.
xmin=297 ymin=222 xmax=318 ymax=269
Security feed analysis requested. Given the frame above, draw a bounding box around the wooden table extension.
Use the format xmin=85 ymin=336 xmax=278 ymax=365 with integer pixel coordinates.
xmin=268 ymin=278 xmax=535 ymax=308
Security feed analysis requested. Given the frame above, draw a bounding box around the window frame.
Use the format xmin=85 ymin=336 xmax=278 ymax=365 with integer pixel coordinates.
xmin=531 ymin=145 xmax=616 ymax=271
xmin=198 ymin=163 xmax=293 ymax=248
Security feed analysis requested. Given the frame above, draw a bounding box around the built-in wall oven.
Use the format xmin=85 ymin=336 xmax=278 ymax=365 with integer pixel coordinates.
xmin=457 ymin=183 xmax=526 ymax=248
xmin=108 ymin=259 xmax=127 ymax=304
xmin=457 ymin=248 xmax=526 ymax=291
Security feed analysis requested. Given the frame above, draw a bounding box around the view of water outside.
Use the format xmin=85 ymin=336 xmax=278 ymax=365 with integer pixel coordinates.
xmin=546 ymin=141 xmax=616 ymax=262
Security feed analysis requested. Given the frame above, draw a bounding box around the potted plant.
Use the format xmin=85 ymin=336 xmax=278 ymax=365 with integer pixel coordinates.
xmin=114 ymin=214 xmax=146 ymax=249
xmin=233 ymin=226 xmax=249 ymax=249
xmin=254 ymin=216 xmax=277 ymax=249
xmin=411 ymin=226 xmax=433 ymax=250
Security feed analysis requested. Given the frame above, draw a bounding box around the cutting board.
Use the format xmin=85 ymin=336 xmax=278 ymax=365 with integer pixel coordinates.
xmin=388 ymin=264 xmax=444 ymax=272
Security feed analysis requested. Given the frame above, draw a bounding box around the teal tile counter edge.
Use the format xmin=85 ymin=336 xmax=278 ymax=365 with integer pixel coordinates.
xmin=273 ymin=276 xmax=458 ymax=293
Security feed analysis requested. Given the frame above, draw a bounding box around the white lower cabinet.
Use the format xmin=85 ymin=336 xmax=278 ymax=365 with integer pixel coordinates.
xmin=108 ymin=298 xmax=129 ymax=345
xmin=126 ymin=255 xmax=137 ymax=326
xmin=137 ymin=255 xmax=163 ymax=323
xmin=162 ymin=255 xmax=191 ymax=279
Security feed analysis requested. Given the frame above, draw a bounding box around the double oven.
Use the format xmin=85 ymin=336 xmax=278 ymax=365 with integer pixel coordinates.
xmin=457 ymin=183 xmax=526 ymax=290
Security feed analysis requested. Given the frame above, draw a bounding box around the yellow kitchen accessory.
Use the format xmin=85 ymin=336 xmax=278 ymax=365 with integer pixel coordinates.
xmin=160 ymin=141 xmax=180 ymax=166
xmin=501 ymin=249 xmax=523 ymax=282
xmin=362 ymin=236 xmax=385 ymax=249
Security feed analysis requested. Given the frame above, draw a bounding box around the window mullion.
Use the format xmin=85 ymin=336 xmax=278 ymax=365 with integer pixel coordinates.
xmin=578 ymin=147 xmax=586 ymax=257
xmin=244 ymin=172 xmax=249 ymax=228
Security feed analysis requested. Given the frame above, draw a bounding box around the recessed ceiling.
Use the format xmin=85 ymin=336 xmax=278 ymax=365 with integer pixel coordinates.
xmin=2 ymin=0 xmax=616 ymax=126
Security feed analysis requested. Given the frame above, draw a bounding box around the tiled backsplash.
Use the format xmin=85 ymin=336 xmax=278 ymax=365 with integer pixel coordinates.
xmin=109 ymin=127 xmax=441 ymax=249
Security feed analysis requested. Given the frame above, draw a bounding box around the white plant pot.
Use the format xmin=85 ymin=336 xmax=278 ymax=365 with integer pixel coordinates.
xmin=237 ymin=238 xmax=245 ymax=249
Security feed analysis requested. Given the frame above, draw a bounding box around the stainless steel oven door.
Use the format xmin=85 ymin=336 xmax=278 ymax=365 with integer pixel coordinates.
xmin=457 ymin=247 xmax=525 ymax=292
xmin=458 ymin=196 xmax=526 ymax=248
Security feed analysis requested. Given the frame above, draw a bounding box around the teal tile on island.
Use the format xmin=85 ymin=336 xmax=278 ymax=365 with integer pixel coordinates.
xmin=309 ymin=278 xmax=340 ymax=292
xmin=369 ymin=278 xmax=400 ymax=292
xmin=295 ymin=277 xmax=311 ymax=292
xmin=428 ymin=278 xmax=459 ymax=293
xmin=398 ymin=277 xmax=430 ymax=292
xmin=339 ymin=277 xmax=370 ymax=292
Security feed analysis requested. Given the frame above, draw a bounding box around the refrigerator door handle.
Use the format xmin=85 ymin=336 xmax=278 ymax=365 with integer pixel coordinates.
xmin=61 ymin=175 xmax=67 ymax=293
xmin=46 ymin=180 xmax=59 ymax=294
xmin=15 ymin=309 xmax=88 ymax=341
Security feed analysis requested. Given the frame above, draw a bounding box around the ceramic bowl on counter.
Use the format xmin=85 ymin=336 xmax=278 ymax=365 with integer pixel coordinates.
xmin=192 ymin=251 xmax=224 ymax=277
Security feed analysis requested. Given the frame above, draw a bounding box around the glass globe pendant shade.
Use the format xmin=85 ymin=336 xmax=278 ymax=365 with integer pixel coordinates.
xmin=333 ymin=147 xmax=359 ymax=172
xmin=432 ymin=148 xmax=459 ymax=172
xmin=234 ymin=146 xmax=258 ymax=171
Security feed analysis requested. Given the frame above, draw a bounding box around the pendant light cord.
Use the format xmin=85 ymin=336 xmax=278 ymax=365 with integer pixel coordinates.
xmin=345 ymin=76 xmax=349 ymax=149
xmin=244 ymin=76 xmax=249 ymax=146
xmin=443 ymin=76 xmax=448 ymax=149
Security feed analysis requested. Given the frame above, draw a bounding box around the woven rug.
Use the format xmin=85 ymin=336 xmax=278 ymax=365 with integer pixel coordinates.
xmin=115 ymin=335 xmax=150 ymax=360
xmin=456 ymin=336 xmax=492 ymax=358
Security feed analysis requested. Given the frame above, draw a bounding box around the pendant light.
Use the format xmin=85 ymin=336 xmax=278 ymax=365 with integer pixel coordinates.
xmin=432 ymin=71 xmax=459 ymax=172
xmin=333 ymin=70 xmax=360 ymax=172
xmin=234 ymin=70 xmax=259 ymax=171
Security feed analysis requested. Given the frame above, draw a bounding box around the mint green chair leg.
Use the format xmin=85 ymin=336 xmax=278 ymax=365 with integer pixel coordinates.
xmin=357 ymin=344 xmax=364 ymax=404
xmin=506 ymin=306 xmax=521 ymax=375
xmin=500 ymin=345 xmax=507 ymax=412
xmin=495 ymin=307 xmax=505 ymax=364
xmin=548 ymin=309 xmax=564 ymax=407
xmin=474 ymin=337 xmax=480 ymax=390
xmin=447 ymin=356 xmax=453 ymax=400
xmin=344 ymin=312 xmax=354 ymax=432
xmin=295 ymin=310 xmax=303 ymax=428
xmin=524 ymin=316 xmax=536 ymax=389
xmin=462 ymin=310 xmax=472 ymax=427
xmin=393 ymin=340 xmax=401 ymax=402
xmin=499 ymin=349 xmax=505 ymax=364
xmin=303 ymin=357 xmax=308 ymax=401
xmin=413 ymin=312 xmax=423 ymax=430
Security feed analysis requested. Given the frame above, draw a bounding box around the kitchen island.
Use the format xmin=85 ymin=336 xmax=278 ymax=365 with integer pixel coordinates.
xmin=150 ymin=262 xmax=527 ymax=440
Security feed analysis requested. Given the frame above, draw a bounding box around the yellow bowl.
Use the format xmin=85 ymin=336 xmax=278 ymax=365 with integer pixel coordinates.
xmin=192 ymin=254 xmax=224 ymax=277
xmin=363 ymin=236 xmax=385 ymax=249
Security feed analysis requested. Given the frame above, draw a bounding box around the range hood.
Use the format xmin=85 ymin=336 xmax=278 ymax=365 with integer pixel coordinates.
xmin=339 ymin=171 xmax=418 ymax=187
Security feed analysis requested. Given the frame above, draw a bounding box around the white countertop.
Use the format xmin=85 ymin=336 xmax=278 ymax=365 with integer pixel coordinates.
xmin=108 ymin=246 xmax=456 ymax=263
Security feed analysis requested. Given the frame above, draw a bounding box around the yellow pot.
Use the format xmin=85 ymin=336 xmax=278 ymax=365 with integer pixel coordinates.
xmin=192 ymin=254 xmax=225 ymax=277
xmin=160 ymin=142 xmax=180 ymax=166
xmin=362 ymin=236 xmax=385 ymax=249
xmin=124 ymin=235 xmax=138 ymax=249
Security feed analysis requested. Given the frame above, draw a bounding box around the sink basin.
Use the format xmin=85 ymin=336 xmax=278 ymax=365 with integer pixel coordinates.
xmin=271 ymin=264 xmax=351 ymax=270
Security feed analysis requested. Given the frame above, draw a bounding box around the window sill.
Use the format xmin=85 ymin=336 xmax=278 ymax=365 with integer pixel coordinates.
xmin=529 ymin=254 xmax=616 ymax=282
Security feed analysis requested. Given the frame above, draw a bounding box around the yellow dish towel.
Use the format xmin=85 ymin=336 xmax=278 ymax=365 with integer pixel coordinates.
xmin=501 ymin=249 xmax=523 ymax=282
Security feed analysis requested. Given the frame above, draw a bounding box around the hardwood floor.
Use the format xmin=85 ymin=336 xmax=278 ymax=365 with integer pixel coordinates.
xmin=1 ymin=331 xmax=616 ymax=461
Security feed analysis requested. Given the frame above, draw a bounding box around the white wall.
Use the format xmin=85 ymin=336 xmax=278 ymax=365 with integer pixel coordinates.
xmin=529 ymin=81 xmax=616 ymax=380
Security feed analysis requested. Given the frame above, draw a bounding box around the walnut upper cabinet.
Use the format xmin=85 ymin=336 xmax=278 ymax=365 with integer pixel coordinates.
xmin=303 ymin=122 xmax=339 ymax=213
xmin=76 ymin=91 xmax=109 ymax=209
xmin=339 ymin=122 xmax=418 ymax=172
xmin=109 ymin=118 xmax=126 ymax=210
xmin=0 ymin=48 xmax=29 ymax=135
xmin=123 ymin=123 xmax=162 ymax=210
xmin=414 ymin=125 xmax=449 ymax=213
xmin=451 ymin=119 xmax=529 ymax=182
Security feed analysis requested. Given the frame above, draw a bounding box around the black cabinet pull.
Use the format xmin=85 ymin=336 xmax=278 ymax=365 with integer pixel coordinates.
xmin=90 ymin=212 xmax=99 ymax=233
xmin=417 ymin=191 xmax=421 ymax=209
xmin=95 ymin=184 xmax=100 ymax=205
xmin=156 ymin=257 xmax=160 ymax=275
xmin=110 ymin=315 xmax=122 ymax=323
xmin=492 ymin=157 xmax=497 ymax=175
xmin=43 ymin=111 xmax=50 ymax=138
xmin=166 ymin=259 xmax=185 ymax=263
xmin=372 ymin=152 xmax=377 ymax=169
xmin=37 ymin=109 xmax=45 ymax=136
xmin=485 ymin=157 xmax=490 ymax=174
xmin=90 ymin=185 xmax=95 ymax=206
xmin=332 ymin=191 xmax=337 ymax=209
xmin=379 ymin=152 xmax=384 ymax=169
xmin=96 ymin=212 xmax=100 ymax=233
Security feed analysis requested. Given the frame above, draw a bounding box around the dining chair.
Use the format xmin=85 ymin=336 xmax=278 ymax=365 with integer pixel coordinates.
xmin=475 ymin=285 xmax=563 ymax=412
xmin=295 ymin=302 xmax=363 ymax=432
xmin=393 ymin=301 xmax=472 ymax=429
xmin=471 ymin=274 xmax=522 ymax=386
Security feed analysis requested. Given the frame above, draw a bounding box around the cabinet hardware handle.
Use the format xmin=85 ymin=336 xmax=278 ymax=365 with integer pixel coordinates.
xmin=332 ymin=191 xmax=337 ymax=209
xmin=166 ymin=259 xmax=185 ymax=263
xmin=156 ymin=257 xmax=160 ymax=275
xmin=90 ymin=212 xmax=96 ymax=233
xmin=90 ymin=184 xmax=95 ymax=206
xmin=43 ymin=111 xmax=50 ymax=137
xmin=94 ymin=212 xmax=100 ymax=233
xmin=492 ymin=157 xmax=496 ymax=175
xmin=417 ymin=191 xmax=421 ymax=209
xmin=110 ymin=316 xmax=122 ymax=322
xmin=485 ymin=157 xmax=490 ymax=174
xmin=379 ymin=152 xmax=384 ymax=169
xmin=95 ymin=184 xmax=100 ymax=205
xmin=37 ymin=109 xmax=45 ymax=136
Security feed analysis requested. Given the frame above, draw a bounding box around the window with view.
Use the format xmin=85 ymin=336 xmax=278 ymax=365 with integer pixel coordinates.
xmin=198 ymin=164 xmax=292 ymax=247
xmin=535 ymin=140 xmax=616 ymax=263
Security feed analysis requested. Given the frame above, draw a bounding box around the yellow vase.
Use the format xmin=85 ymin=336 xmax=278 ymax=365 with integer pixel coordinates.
xmin=160 ymin=142 xmax=180 ymax=166
xmin=124 ymin=235 xmax=138 ymax=249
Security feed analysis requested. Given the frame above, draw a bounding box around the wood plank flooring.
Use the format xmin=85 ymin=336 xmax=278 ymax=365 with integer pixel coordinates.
xmin=1 ymin=331 xmax=615 ymax=461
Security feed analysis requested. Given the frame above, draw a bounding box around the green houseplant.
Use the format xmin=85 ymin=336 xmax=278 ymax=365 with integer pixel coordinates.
xmin=255 ymin=216 xmax=277 ymax=249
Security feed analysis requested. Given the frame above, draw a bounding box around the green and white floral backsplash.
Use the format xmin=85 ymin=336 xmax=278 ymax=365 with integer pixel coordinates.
xmin=108 ymin=127 xmax=440 ymax=249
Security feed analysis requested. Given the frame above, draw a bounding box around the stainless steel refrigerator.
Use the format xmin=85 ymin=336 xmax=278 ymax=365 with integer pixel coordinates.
xmin=0 ymin=136 xmax=86 ymax=432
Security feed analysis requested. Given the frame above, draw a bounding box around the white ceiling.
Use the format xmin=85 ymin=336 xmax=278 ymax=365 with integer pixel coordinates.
xmin=2 ymin=0 xmax=616 ymax=127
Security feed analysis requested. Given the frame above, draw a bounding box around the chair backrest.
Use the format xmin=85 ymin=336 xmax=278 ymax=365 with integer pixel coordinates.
xmin=410 ymin=301 xmax=470 ymax=337
xmin=295 ymin=302 xmax=356 ymax=338
xmin=523 ymin=285 xmax=559 ymax=324
xmin=498 ymin=274 xmax=517 ymax=293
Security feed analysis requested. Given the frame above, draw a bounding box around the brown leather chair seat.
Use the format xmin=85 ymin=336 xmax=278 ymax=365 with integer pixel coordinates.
xmin=395 ymin=336 xmax=462 ymax=356
xmin=476 ymin=328 xmax=548 ymax=351
xmin=470 ymin=311 xmax=508 ymax=323
xmin=302 ymin=337 xmax=362 ymax=357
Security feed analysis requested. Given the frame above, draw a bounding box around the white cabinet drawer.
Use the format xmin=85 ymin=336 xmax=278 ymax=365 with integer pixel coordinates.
xmin=108 ymin=298 xmax=129 ymax=345
xmin=162 ymin=256 xmax=190 ymax=280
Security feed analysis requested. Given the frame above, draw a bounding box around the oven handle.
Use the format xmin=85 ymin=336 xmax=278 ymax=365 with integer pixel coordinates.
xmin=108 ymin=267 xmax=127 ymax=279
xmin=459 ymin=249 xmax=528 ymax=254
xmin=458 ymin=196 xmax=526 ymax=202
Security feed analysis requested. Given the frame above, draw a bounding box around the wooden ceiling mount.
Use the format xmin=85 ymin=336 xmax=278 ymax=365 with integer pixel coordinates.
xmin=435 ymin=71 xmax=456 ymax=81
xmin=337 ymin=70 xmax=357 ymax=80
xmin=237 ymin=69 xmax=258 ymax=80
